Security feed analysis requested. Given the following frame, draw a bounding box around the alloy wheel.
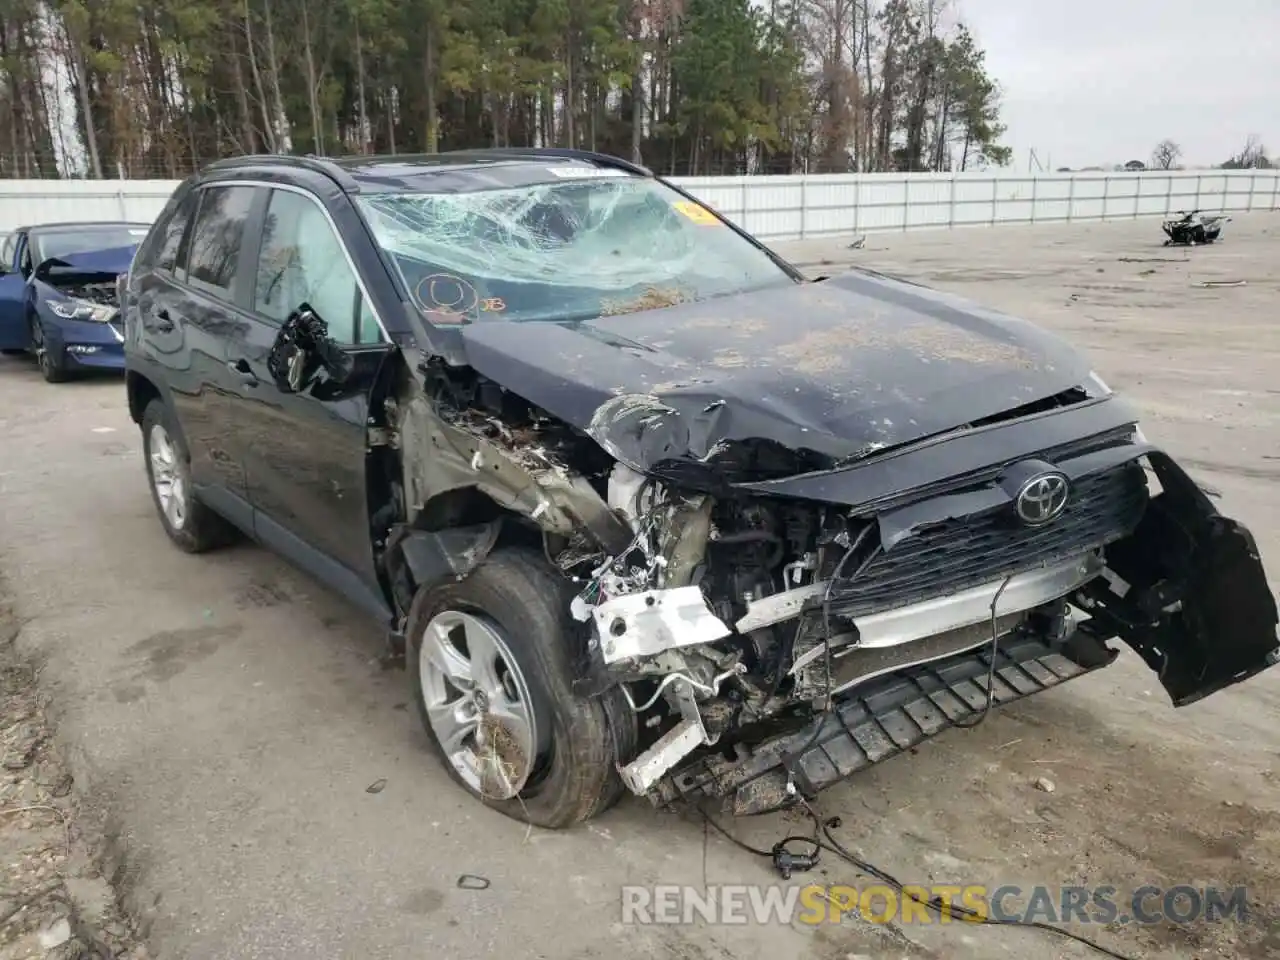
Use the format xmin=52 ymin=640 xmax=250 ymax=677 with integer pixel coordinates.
xmin=418 ymin=610 xmax=540 ymax=800
xmin=148 ymin=423 xmax=187 ymax=531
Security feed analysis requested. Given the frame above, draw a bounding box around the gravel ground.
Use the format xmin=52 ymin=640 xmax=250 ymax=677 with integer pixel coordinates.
xmin=1 ymin=212 xmax=1278 ymax=960
xmin=1 ymin=586 xmax=143 ymax=960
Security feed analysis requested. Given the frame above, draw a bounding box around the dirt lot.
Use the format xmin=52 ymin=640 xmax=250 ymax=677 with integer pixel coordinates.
xmin=2 ymin=213 xmax=1279 ymax=960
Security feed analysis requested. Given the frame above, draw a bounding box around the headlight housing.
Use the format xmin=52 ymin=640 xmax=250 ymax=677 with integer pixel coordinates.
xmin=45 ymin=298 xmax=116 ymax=323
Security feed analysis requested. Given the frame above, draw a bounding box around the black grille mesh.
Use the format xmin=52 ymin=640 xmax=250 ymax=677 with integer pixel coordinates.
xmin=829 ymin=462 xmax=1149 ymax=617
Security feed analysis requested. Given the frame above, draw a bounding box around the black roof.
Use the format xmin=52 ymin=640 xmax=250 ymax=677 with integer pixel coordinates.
xmin=203 ymin=148 xmax=653 ymax=194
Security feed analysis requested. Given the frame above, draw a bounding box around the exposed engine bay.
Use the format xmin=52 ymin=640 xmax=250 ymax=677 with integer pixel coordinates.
xmin=380 ymin=352 xmax=1280 ymax=814
xmin=51 ymin=280 xmax=120 ymax=306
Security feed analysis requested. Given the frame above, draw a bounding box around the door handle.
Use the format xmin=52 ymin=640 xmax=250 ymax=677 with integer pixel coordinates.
xmin=152 ymin=308 xmax=175 ymax=333
xmin=227 ymin=358 xmax=259 ymax=387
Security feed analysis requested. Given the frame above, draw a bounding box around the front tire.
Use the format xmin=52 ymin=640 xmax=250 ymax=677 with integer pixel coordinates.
xmin=30 ymin=319 xmax=69 ymax=383
xmin=407 ymin=547 xmax=634 ymax=828
xmin=141 ymin=399 xmax=235 ymax=553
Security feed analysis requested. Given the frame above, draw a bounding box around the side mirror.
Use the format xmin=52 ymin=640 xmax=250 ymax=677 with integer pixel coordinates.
xmin=266 ymin=304 xmax=354 ymax=394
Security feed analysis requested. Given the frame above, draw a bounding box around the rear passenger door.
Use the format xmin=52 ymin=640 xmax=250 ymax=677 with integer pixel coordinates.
xmin=155 ymin=184 xmax=264 ymax=517
xmin=228 ymin=185 xmax=393 ymax=611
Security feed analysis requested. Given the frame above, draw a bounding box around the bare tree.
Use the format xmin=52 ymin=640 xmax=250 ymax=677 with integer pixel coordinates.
xmin=1151 ymin=139 xmax=1181 ymax=170
xmin=1221 ymin=134 xmax=1270 ymax=169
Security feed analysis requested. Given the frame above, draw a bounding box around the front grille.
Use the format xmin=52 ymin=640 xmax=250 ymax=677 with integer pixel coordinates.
xmin=829 ymin=462 xmax=1149 ymax=617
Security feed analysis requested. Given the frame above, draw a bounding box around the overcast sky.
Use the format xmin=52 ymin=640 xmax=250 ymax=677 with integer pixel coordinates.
xmin=960 ymin=0 xmax=1279 ymax=170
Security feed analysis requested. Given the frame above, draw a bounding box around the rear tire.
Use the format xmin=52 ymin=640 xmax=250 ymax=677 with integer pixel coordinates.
xmin=407 ymin=547 xmax=635 ymax=828
xmin=141 ymin=398 xmax=235 ymax=553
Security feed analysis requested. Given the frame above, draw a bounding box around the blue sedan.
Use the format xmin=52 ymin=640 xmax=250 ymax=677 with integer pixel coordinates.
xmin=0 ymin=221 xmax=150 ymax=382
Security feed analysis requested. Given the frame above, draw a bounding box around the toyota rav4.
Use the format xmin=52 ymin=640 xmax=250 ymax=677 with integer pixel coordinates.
xmin=120 ymin=149 xmax=1279 ymax=828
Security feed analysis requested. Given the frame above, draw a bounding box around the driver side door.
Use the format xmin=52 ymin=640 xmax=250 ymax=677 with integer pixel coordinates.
xmin=0 ymin=231 xmax=28 ymax=351
xmin=228 ymin=185 xmax=394 ymax=619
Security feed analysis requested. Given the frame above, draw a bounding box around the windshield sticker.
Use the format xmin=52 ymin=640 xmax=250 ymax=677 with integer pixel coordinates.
xmin=415 ymin=273 xmax=478 ymax=324
xmin=544 ymin=166 xmax=631 ymax=179
xmin=129 ymin=229 xmax=149 ymax=236
xmin=671 ymin=201 xmax=721 ymax=226
xmin=480 ymin=296 xmax=506 ymax=314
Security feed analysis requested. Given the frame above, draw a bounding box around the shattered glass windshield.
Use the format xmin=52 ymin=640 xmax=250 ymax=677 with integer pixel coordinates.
xmin=354 ymin=171 xmax=794 ymax=324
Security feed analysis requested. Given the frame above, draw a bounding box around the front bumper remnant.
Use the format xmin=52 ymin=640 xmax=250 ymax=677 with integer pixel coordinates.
xmin=655 ymin=631 xmax=1114 ymax=816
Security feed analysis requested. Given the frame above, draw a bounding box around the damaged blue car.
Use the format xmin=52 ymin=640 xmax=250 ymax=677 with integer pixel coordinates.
xmin=0 ymin=221 xmax=150 ymax=382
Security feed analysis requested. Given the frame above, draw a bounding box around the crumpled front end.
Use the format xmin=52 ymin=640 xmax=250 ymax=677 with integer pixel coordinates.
xmin=32 ymin=271 xmax=127 ymax=369
xmin=379 ymin=355 xmax=1278 ymax=816
xmin=559 ymin=400 xmax=1279 ymax=813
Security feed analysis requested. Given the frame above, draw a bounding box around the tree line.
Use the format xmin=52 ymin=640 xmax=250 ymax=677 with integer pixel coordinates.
xmin=1147 ymin=136 xmax=1272 ymax=171
xmin=0 ymin=0 xmax=1011 ymax=179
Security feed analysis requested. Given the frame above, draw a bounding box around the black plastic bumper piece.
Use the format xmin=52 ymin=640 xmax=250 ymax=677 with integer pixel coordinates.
xmin=657 ymin=631 xmax=1114 ymax=816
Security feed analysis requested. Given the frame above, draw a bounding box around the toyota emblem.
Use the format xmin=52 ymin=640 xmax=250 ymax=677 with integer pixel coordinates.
xmin=1014 ymin=473 xmax=1070 ymax=525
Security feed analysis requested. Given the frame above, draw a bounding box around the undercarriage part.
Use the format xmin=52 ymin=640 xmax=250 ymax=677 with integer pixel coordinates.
xmin=592 ymin=586 xmax=731 ymax=664
xmin=735 ymin=582 xmax=827 ymax=633
xmin=619 ymin=662 xmax=745 ymax=713
xmin=657 ymin=628 xmax=1117 ymax=816
xmin=618 ymin=678 xmax=717 ymax=795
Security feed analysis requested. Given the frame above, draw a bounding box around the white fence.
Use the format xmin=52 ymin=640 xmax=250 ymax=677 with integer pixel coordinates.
xmin=2 ymin=169 xmax=1277 ymax=243
xmin=680 ymin=169 xmax=1280 ymax=241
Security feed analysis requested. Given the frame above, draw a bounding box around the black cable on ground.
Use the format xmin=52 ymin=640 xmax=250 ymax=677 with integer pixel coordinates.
xmin=700 ymin=803 xmax=1140 ymax=960
xmin=953 ymin=572 xmax=1013 ymax=729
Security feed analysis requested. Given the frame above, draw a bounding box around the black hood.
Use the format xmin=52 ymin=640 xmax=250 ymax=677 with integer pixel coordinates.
xmin=456 ymin=269 xmax=1099 ymax=481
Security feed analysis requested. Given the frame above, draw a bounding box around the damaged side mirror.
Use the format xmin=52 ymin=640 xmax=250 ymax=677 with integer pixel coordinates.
xmin=266 ymin=303 xmax=354 ymax=394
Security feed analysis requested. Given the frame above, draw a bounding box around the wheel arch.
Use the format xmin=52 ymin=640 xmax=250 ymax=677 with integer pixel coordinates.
xmin=127 ymin=371 xmax=193 ymax=457
xmin=126 ymin=369 xmax=161 ymax=424
xmin=382 ymin=487 xmax=547 ymax=621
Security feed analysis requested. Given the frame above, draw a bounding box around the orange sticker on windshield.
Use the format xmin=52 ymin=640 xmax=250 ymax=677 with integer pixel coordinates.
xmin=672 ymin=201 xmax=721 ymax=226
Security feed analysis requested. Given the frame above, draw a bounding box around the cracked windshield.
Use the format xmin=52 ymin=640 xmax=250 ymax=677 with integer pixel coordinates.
xmin=355 ymin=171 xmax=794 ymax=324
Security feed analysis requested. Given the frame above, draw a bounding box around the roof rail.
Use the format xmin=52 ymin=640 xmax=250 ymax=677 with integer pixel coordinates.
xmin=202 ymin=153 xmax=358 ymax=190
xmin=431 ymin=147 xmax=654 ymax=178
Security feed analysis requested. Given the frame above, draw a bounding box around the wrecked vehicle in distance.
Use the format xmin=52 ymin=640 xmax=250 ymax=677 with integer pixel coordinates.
xmin=120 ymin=149 xmax=1279 ymax=828
xmin=0 ymin=221 xmax=149 ymax=381
xmin=1161 ymin=209 xmax=1231 ymax=246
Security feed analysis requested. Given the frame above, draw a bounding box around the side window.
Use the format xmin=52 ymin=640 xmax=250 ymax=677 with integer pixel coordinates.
xmin=253 ymin=189 xmax=383 ymax=344
xmin=139 ymin=190 xmax=199 ymax=275
xmin=18 ymin=238 xmax=32 ymax=279
xmin=185 ymin=185 xmax=257 ymax=300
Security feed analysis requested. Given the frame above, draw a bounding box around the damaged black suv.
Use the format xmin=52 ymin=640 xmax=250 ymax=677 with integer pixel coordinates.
xmin=121 ymin=148 xmax=1279 ymax=828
